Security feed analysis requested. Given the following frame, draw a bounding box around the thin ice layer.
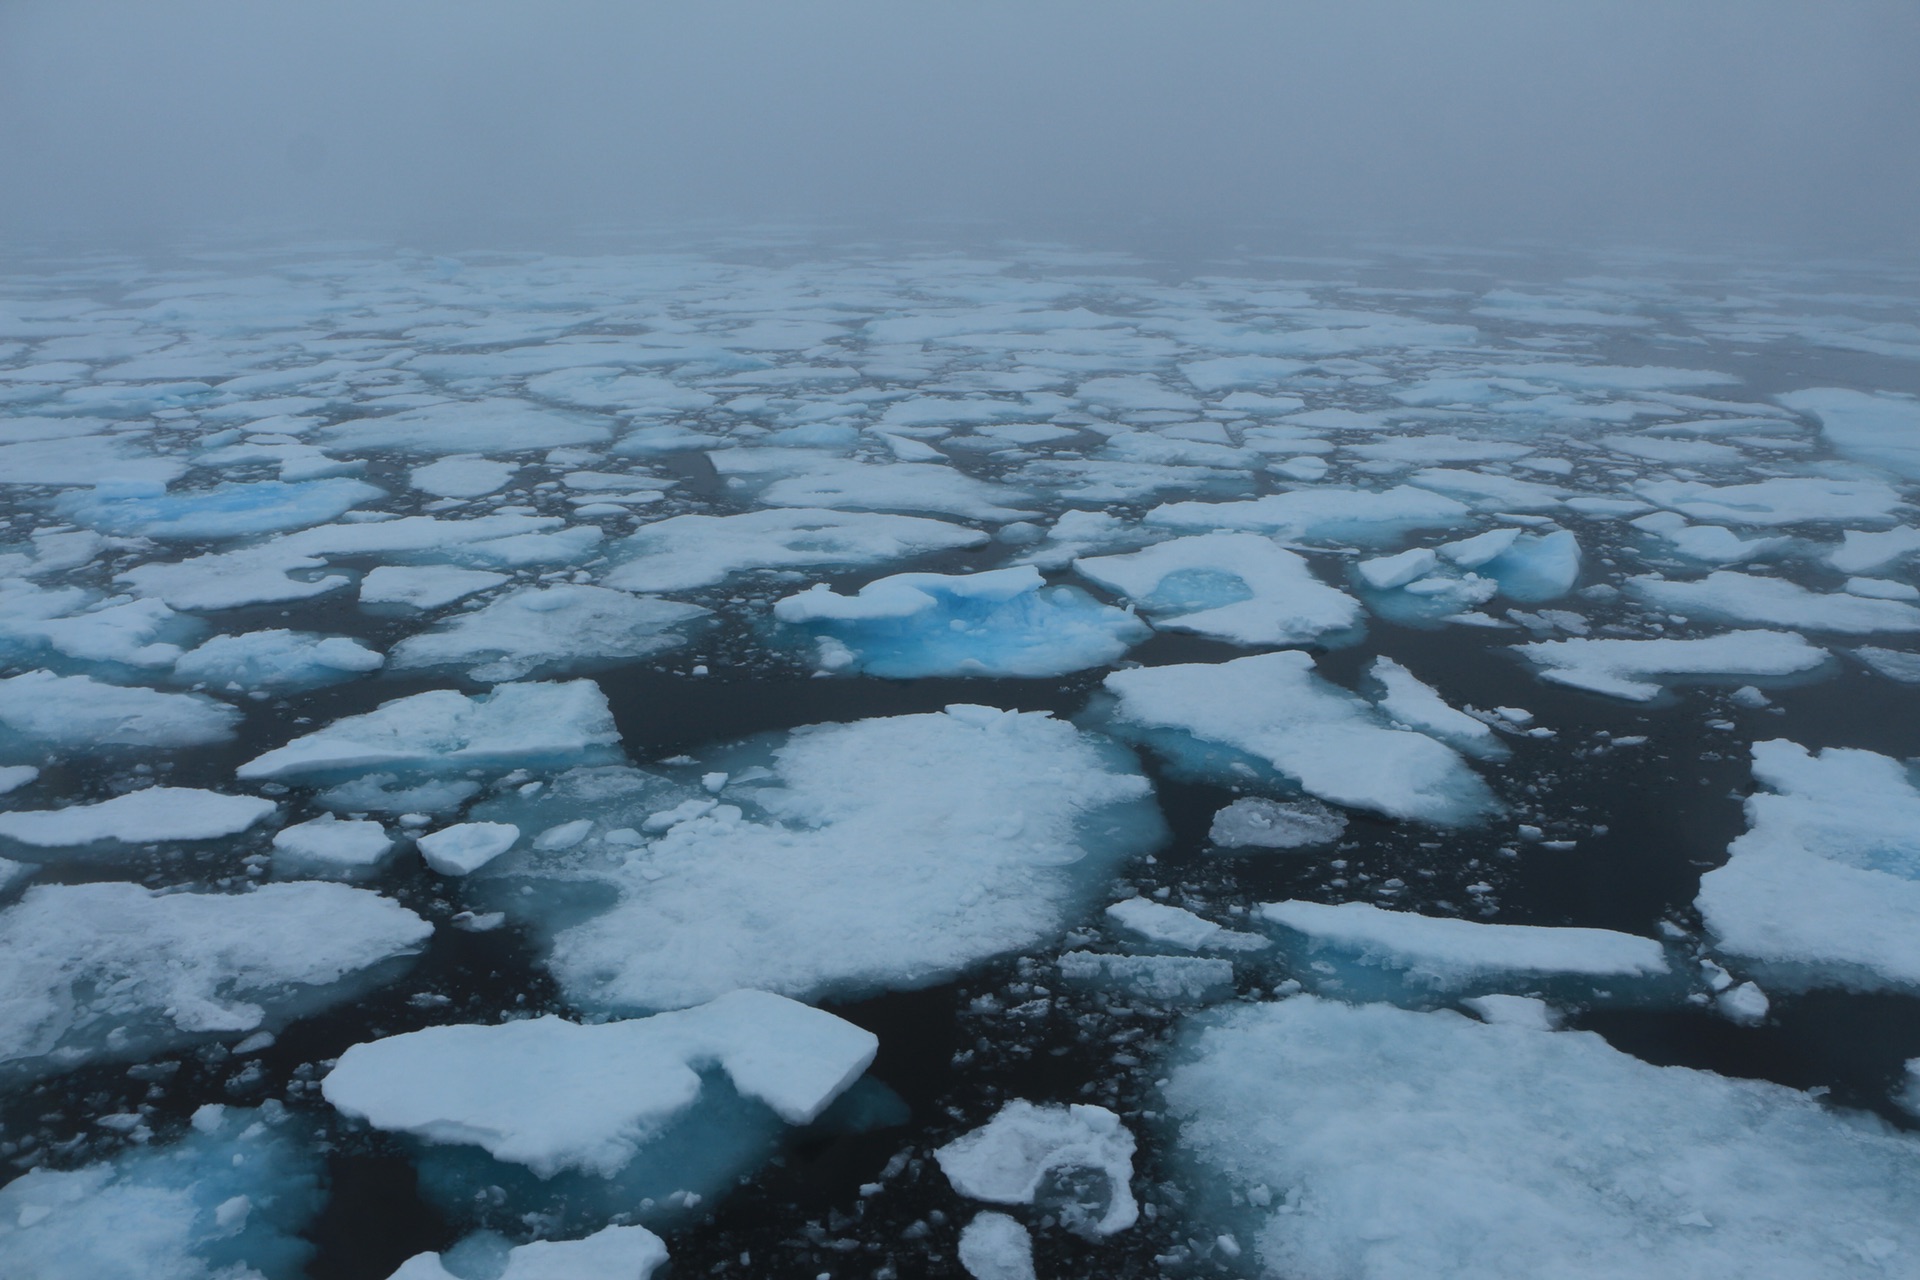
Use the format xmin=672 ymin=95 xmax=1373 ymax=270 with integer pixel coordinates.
xmin=1073 ymin=533 xmax=1362 ymax=646
xmin=1163 ymin=996 xmax=1920 ymax=1280
xmin=324 ymin=990 xmax=876 ymax=1178
xmin=237 ymin=680 xmax=621 ymax=781
xmin=467 ymin=707 xmax=1164 ymax=1010
xmin=0 ymin=881 xmax=430 ymax=1076
xmin=1696 ymin=739 xmax=1920 ymax=990
xmin=1100 ymin=652 xmax=1494 ymax=825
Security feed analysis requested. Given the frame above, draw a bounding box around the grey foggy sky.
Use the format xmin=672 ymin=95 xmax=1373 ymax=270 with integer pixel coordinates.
xmin=2 ymin=1 xmax=1916 ymax=252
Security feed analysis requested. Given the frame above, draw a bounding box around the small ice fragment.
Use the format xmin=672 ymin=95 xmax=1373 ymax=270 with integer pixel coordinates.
xmin=1207 ymin=797 xmax=1347 ymax=850
xmin=935 ymin=1100 xmax=1137 ymax=1237
xmin=957 ymin=1212 xmax=1036 ymax=1280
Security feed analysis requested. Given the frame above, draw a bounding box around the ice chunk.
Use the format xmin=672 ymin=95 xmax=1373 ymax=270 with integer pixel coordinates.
xmin=1059 ymin=950 xmax=1237 ymax=1004
xmin=1460 ymin=993 xmax=1562 ymax=1030
xmin=271 ymin=815 xmax=395 ymax=880
xmin=1367 ymin=657 xmax=1501 ymax=756
xmin=603 ymin=508 xmax=989 ymax=593
xmin=0 ymin=583 xmax=198 ymax=670
xmin=0 ymin=787 xmax=275 ymax=849
xmin=174 ymin=629 xmax=383 ymax=690
xmin=1146 ymin=486 xmax=1472 ymax=546
xmin=1099 ymin=652 xmax=1494 ymax=825
xmin=318 ymin=774 xmax=482 ymax=815
xmin=1074 ymin=533 xmax=1362 ymax=646
xmin=1208 ymin=797 xmax=1347 ymax=850
xmin=1630 ymin=570 xmax=1920 ymax=633
xmin=0 ymin=670 xmax=240 ymax=751
xmin=958 ymin=1213 xmax=1037 ymax=1280
xmin=359 ymin=564 xmax=509 ymax=610
xmin=324 ymin=990 xmax=876 ymax=1177
xmin=935 ymin=1101 xmax=1137 ymax=1237
xmin=1106 ymin=897 xmax=1269 ymax=952
xmin=0 ymin=881 xmax=429 ymax=1076
xmin=1695 ymin=740 xmax=1920 ymax=991
xmin=773 ymin=566 xmax=1147 ymax=678
xmin=464 ymin=709 xmax=1163 ymax=1011
xmin=1257 ymin=900 xmax=1669 ymax=988
xmin=1779 ymin=387 xmax=1920 ymax=479
xmin=237 ymin=680 xmax=621 ymax=781
xmin=1162 ymin=996 xmax=1920 ymax=1280
xmin=1513 ymin=631 xmax=1829 ymax=701
xmin=60 ymin=477 xmax=383 ymax=540
xmin=417 ymin=822 xmax=521 ymax=876
xmin=409 ymin=455 xmax=516 ymax=498
xmin=387 ymin=1226 xmax=669 ymax=1280
xmin=0 ymin=764 xmax=38 ymax=795
xmin=0 ymin=1104 xmax=322 ymax=1280
xmin=389 ymin=585 xmax=708 ymax=682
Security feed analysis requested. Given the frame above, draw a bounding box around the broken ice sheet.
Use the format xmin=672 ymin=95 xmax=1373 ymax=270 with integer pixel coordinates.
xmin=387 ymin=584 xmax=708 ymax=682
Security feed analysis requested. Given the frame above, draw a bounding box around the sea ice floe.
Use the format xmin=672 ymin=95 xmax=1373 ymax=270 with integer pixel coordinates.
xmin=270 ymin=815 xmax=395 ymax=880
xmin=416 ymin=822 xmax=521 ymax=876
xmin=957 ymin=1213 xmax=1037 ymax=1280
xmin=0 ymin=787 xmax=275 ymax=851
xmin=173 ymin=629 xmax=384 ymax=691
xmin=1162 ymin=996 xmax=1920 ymax=1280
xmin=1630 ymin=511 xmax=1791 ymax=564
xmin=1853 ymin=645 xmax=1920 ymax=684
xmin=0 ymin=1103 xmax=322 ymax=1280
xmin=1779 ymin=387 xmax=1920 ymax=480
xmin=387 ymin=1225 xmax=668 ymax=1280
xmin=358 ymin=564 xmax=509 ymax=610
xmin=1366 ymin=657 xmax=1502 ymax=756
xmin=602 ymin=508 xmax=989 ymax=593
xmin=1827 ymin=526 xmax=1920 ymax=575
xmin=388 ymin=585 xmax=708 ymax=681
xmin=0 ymin=881 xmax=429 ymax=1077
xmin=0 ymin=581 xmax=199 ymax=671
xmin=1106 ymin=898 xmax=1270 ymax=952
xmin=1256 ymin=901 xmax=1669 ymax=994
xmin=1627 ymin=571 xmax=1920 ymax=634
xmin=237 ymin=679 xmax=622 ymax=782
xmin=1695 ymin=739 xmax=1920 ymax=991
xmin=1098 ymin=652 xmax=1494 ymax=825
xmin=408 ymin=454 xmax=517 ymax=498
xmin=318 ymin=398 xmax=613 ymax=453
xmin=715 ymin=452 xmax=1040 ymax=521
xmin=323 ymin=990 xmax=876 ymax=1178
xmin=1056 ymin=951 xmax=1238 ymax=1004
xmin=1511 ymin=630 xmax=1829 ymax=701
xmin=773 ymin=566 xmax=1148 ymax=678
xmin=1073 ymin=533 xmax=1362 ymax=647
xmin=462 ymin=707 xmax=1164 ymax=1011
xmin=1207 ymin=797 xmax=1348 ymax=850
xmin=0 ymin=670 xmax=241 ymax=752
xmin=935 ymin=1101 xmax=1137 ymax=1238
xmin=1146 ymin=486 xmax=1472 ymax=546
xmin=58 ymin=477 xmax=384 ymax=540
xmin=1635 ymin=476 xmax=1905 ymax=527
